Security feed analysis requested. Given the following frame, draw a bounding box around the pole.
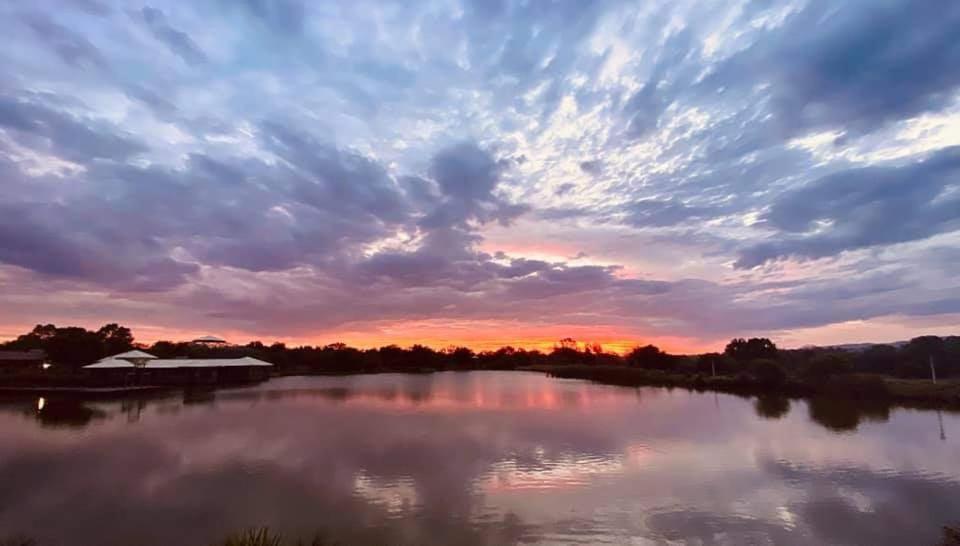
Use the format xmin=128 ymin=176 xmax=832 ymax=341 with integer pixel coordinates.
xmin=930 ymin=355 xmax=937 ymax=384
xmin=711 ymin=359 xmax=716 ymax=378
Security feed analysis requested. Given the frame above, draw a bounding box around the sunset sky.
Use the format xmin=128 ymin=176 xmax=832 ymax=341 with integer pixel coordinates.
xmin=1 ymin=0 xmax=959 ymax=352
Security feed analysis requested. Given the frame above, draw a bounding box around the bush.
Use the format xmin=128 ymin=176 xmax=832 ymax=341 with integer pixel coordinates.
xmin=823 ymin=374 xmax=889 ymax=398
xmin=802 ymin=353 xmax=854 ymax=382
xmin=750 ymin=359 xmax=787 ymax=387
xmin=626 ymin=345 xmax=675 ymax=371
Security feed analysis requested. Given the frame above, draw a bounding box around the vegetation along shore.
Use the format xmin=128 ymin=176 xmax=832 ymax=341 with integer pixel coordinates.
xmin=1 ymin=323 xmax=959 ymax=408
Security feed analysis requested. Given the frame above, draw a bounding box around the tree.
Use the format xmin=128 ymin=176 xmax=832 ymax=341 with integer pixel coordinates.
xmin=905 ymin=336 xmax=946 ymax=380
xmin=725 ymin=338 xmax=778 ymax=362
xmin=97 ymin=323 xmax=134 ymax=355
xmin=45 ymin=327 xmax=107 ymax=368
xmin=697 ymin=352 xmax=737 ymax=376
xmin=445 ymin=346 xmax=476 ymax=367
xmin=0 ymin=323 xmax=142 ymax=369
xmin=750 ymin=359 xmax=787 ymax=386
xmin=2 ymin=323 xmax=57 ymax=350
xmin=801 ymin=352 xmax=853 ymax=382
xmin=585 ymin=343 xmax=604 ymax=354
xmin=855 ymin=345 xmax=899 ymax=374
xmin=626 ymin=345 xmax=673 ymax=370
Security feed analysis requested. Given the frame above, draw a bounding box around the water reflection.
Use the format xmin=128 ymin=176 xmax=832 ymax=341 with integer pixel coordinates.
xmin=754 ymin=394 xmax=791 ymax=420
xmin=0 ymin=372 xmax=957 ymax=545
xmin=806 ymin=397 xmax=891 ymax=433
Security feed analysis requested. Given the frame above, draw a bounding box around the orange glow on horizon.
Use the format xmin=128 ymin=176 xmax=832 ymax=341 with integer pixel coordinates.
xmin=7 ymin=314 xmax=954 ymax=356
xmin=273 ymin=320 xmax=713 ymax=354
xmin=0 ymin=319 xmax=715 ymax=355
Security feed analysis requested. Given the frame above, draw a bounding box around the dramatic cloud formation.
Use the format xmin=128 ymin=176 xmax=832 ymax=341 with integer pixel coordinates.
xmin=0 ymin=0 xmax=958 ymax=350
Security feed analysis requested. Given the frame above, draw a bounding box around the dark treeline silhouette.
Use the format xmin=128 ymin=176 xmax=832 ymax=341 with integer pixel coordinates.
xmin=2 ymin=323 xmax=959 ymax=381
xmin=2 ymin=323 xmax=960 ymax=409
xmin=1 ymin=323 xmax=134 ymax=368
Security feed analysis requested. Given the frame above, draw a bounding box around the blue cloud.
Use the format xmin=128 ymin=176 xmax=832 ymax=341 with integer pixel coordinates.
xmin=737 ymin=146 xmax=960 ymax=268
xmin=140 ymin=6 xmax=208 ymax=66
xmin=1 ymin=0 xmax=959 ymax=341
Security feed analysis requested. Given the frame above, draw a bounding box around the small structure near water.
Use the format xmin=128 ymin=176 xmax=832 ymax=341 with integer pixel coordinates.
xmin=0 ymin=350 xmax=48 ymax=376
xmin=84 ymin=350 xmax=272 ymax=386
xmin=191 ymin=335 xmax=228 ymax=345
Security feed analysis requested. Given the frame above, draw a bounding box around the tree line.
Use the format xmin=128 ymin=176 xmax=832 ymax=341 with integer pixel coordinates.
xmin=2 ymin=323 xmax=958 ymax=380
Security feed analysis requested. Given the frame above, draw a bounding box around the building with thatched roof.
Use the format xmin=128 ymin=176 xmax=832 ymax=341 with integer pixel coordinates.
xmin=84 ymin=350 xmax=272 ymax=385
xmin=191 ymin=335 xmax=228 ymax=345
xmin=0 ymin=350 xmax=48 ymax=376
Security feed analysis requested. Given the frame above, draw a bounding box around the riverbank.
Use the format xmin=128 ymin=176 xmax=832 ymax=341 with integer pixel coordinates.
xmin=5 ymin=365 xmax=960 ymax=409
xmin=0 ymin=385 xmax=171 ymax=396
xmin=526 ymin=365 xmax=960 ymax=409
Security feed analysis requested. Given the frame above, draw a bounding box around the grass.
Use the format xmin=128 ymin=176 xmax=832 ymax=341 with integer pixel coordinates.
xmin=528 ymin=364 xmax=960 ymax=409
xmin=941 ymin=525 xmax=960 ymax=546
xmin=4 ymin=521 xmax=959 ymax=545
xmin=218 ymin=528 xmax=337 ymax=546
xmin=885 ymin=378 xmax=960 ymax=403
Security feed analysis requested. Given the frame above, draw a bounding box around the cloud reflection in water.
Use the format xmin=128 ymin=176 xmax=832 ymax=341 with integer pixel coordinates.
xmin=0 ymin=372 xmax=957 ymax=545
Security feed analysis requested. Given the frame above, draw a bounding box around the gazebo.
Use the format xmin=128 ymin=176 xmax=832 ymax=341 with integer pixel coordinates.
xmin=191 ymin=335 xmax=227 ymax=345
xmin=85 ymin=350 xmax=272 ymax=385
xmin=111 ymin=350 xmax=158 ymax=368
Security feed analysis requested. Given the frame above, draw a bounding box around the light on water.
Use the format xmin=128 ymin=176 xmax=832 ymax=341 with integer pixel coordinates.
xmin=1 ymin=372 xmax=958 ymax=545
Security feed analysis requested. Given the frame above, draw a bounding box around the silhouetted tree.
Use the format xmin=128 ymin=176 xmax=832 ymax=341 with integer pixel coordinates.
xmin=97 ymin=323 xmax=134 ymax=355
xmin=626 ymin=345 xmax=674 ymax=370
xmin=44 ymin=327 xmax=108 ymax=368
xmin=903 ymin=335 xmax=947 ymax=379
xmin=801 ymin=352 xmax=853 ymax=382
xmin=725 ymin=338 xmax=778 ymax=362
xmin=750 ymin=359 xmax=787 ymax=386
xmin=445 ymin=346 xmax=476 ymax=367
xmin=696 ymin=352 xmax=737 ymax=375
xmin=855 ymin=345 xmax=899 ymax=374
xmin=0 ymin=323 xmax=143 ymax=369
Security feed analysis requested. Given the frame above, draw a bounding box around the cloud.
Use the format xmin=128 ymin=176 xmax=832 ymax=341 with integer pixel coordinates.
xmin=623 ymin=199 xmax=719 ymax=228
xmin=421 ymin=142 xmax=528 ymax=229
xmin=737 ymin=146 xmax=960 ymax=268
xmin=21 ymin=13 xmax=107 ymax=70
xmin=66 ymin=0 xmax=112 ymax=16
xmin=0 ymin=92 xmax=145 ymax=162
xmin=1 ymin=0 xmax=959 ymax=345
xmin=0 ymin=202 xmax=198 ymax=292
xmin=708 ymin=0 xmax=960 ymax=135
xmin=578 ymin=160 xmax=602 ymax=175
xmin=140 ymin=6 xmax=208 ymax=66
xmin=234 ymin=0 xmax=306 ymax=34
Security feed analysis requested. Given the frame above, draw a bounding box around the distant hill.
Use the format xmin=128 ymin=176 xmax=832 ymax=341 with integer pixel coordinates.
xmin=801 ymin=341 xmax=909 ymax=352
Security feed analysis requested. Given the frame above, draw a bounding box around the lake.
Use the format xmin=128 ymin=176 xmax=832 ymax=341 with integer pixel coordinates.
xmin=1 ymin=371 xmax=958 ymax=545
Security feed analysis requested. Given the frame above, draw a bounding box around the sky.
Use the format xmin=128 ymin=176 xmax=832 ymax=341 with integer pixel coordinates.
xmin=1 ymin=0 xmax=959 ymax=353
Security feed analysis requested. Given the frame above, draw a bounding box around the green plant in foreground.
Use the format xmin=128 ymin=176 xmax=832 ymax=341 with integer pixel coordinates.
xmin=218 ymin=527 xmax=336 ymax=546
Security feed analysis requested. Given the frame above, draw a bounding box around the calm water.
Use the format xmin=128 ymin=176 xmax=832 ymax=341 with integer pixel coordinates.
xmin=1 ymin=372 xmax=958 ymax=545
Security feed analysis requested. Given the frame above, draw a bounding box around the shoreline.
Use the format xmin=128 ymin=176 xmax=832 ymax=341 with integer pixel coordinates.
xmin=3 ymin=366 xmax=960 ymax=410
xmin=0 ymin=385 xmax=171 ymax=395
xmin=522 ymin=365 xmax=960 ymax=411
